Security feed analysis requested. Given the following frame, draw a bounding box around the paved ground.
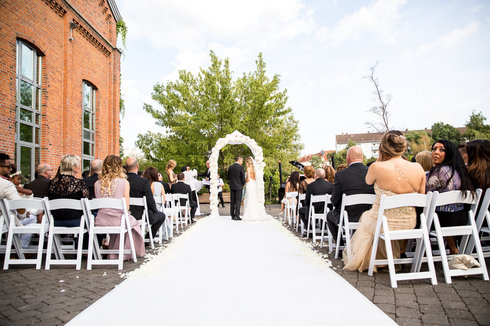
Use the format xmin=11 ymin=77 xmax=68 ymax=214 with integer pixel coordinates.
xmin=0 ymin=204 xmax=489 ymax=325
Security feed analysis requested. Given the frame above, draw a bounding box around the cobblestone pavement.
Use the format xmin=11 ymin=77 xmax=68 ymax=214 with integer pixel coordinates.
xmin=1 ymin=204 xmax=489 ymax=325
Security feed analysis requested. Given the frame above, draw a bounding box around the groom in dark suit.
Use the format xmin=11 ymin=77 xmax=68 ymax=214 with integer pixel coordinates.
xmin=326 ymin=146 xmax=375 ymax=241
xmin=228 ymin=156 xmax=245 ymax=220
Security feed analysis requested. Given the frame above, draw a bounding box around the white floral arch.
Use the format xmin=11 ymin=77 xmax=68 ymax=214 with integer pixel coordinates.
xmin=209 ymin=130 xmax=266 ymax=217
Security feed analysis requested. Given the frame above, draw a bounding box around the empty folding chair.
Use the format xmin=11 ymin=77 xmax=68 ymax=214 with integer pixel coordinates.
xmin=368 ymin=193 xmax=437 ymax=288
xmin=422 ymin=190 xmax=488 ymax=284
xmin=130 ymin=197 xmax=154 ymax=249
xmin=84 ymin=198 xmax=137 ymax=270
xmin=44 ymin=198 xmax=89 ymax=270
xmin=466 ymin=188 xmax=490 ymax=257
xmin=3 ymin=198 xmax=47 ymax=270
xmin=335 ymin=193 xmax=376 ymax=259
xmin=174 ymin=193 xmax=190 ymax=227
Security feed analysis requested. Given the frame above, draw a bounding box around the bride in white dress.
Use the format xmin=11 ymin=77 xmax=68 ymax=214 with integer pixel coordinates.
xmin=242 ymin=157 xmax=272 ymax=222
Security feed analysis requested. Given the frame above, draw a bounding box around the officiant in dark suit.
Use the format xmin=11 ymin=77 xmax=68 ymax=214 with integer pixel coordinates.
xmin=228 ymin=156 xmax=245 ymax=220
xmin=326 ymin=146 xmax=374 ymax=240
xmin=172 ymin=172 xmax=198 ymax=223
xmin=298 ymin=168 xmax=333 ymax=229
xmin=198 ymin=160 xmax=211 ymax=190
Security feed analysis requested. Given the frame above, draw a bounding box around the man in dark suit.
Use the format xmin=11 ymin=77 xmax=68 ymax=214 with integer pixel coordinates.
xmin=298 ymin=168 xmax=333 ymax=230
xmin=82 ymin=159 xmax=102 ymax=199
xmin=25 ymin=163 xmax=54 ymax=198
xmin=171 ymin=172 xmax=198 ymax=223
xmin=198 ymin=160 xmax=211 ymax=190
xmin=126 ymin=157 xmax=166 ymax=238
xmin=327 ymin=146 xmax=375 ymax=241
xmin=228 ymin=156 xmax=245 ymax=220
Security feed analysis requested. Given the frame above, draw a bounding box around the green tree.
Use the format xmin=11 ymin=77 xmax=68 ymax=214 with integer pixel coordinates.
xmin=405 ymin=130 xmax=432 ymax=155
xmin=430 ymin=122 xmax=461 ymax=144
xmin=463 ymin=111 xmax=490 ymax=140
xmin=309 ymin=156 xmax=323 ymax=169
xmin=333 ymin=140 xmax=357 ymax=166
xmin=136 ymin=51 xmax=302 ymax=184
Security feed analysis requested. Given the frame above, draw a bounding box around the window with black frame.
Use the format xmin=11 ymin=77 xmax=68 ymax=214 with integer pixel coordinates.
xmin=82 ymin=82 xmax=96 ymax=172
xmin=15 ymin=40 xmax=42 ymax=181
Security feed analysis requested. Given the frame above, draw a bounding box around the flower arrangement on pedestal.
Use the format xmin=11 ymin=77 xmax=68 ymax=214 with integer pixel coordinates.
xmin=209 ymin=131 xmax=265 ymax=216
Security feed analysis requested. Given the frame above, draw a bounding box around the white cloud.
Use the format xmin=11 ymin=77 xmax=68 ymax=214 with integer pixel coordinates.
xmin=317 ymin=0 xmax=407 ymax=43
xmin=120 ymin=0 xmax=314 ymax=50
xmin=405 ymin=22 xmax=479 ymax=58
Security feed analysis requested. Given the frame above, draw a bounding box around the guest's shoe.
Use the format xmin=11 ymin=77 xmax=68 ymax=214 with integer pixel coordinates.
xmin=235 ymin=217 xmax=242 ymax=221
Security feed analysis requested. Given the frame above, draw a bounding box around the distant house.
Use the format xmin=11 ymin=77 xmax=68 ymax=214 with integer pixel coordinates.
xmin=298 ymin=150 xmax=336 ymax=166
xmin=335 ymin=128 xmax=466 ymax=158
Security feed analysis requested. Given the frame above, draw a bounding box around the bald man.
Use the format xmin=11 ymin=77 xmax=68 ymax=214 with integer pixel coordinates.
xmin=25 ymin=163 xmax=54 ymax=198
xmin=83 ymin=159 xmax=103 ymax=199
xmin=326 ymin=146 xmax=375 ymax=242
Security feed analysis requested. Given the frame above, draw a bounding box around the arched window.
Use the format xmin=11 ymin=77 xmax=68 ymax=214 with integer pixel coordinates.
xmin=15 ymin=40 xmax=42 ymax=181
xmin=82 ymin=81 xmax=96 ymax=171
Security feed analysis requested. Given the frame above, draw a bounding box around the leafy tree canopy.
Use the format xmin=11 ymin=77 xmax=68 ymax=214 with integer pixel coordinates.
xmin=136 ymin=51 xmax=303 ymax=181
xmin=463 ymin=110 xmax=490 ymax=140
xmin=405 ymin=130 xmax=432 ymax=155
xmin=430 ymin=122 xmax=461 ymax=144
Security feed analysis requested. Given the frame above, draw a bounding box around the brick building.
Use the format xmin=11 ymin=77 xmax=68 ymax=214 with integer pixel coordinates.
xmin=0 ymin=0 xmax=122 ymax=180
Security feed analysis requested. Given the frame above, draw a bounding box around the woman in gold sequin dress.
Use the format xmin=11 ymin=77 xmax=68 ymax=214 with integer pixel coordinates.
xmin=343 ymin=131 xmax=426 ymax=272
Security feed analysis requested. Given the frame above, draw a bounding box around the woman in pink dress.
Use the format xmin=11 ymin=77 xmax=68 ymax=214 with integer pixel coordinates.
xmin=95 ymin=155 xmax=145 ymax=259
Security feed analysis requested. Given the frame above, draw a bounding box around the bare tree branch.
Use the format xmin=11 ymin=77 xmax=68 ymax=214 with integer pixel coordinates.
xmin=364 ymin=62 xmax=391 ymax=132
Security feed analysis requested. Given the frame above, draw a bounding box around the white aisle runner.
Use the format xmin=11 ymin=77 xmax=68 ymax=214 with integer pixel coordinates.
xmin=69 ymin=216 xmax=395 ymax=325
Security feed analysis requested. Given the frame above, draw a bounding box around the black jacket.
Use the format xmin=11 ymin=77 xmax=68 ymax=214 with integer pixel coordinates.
xmin=228 ymin=163 xmax=245 ymax=191
xmin=329 ymin=162 xmax=374 ymax=222
xmin=25 ymin=175 xmax=50 ymax=198
xmin=304 ymin=178 xmax=333 ymax=217
xmin=83 ymin=173 xmax=99 ymax=199
xmin=171 ymin=181 xmax=197 ymax=207
xmin=127 ymin=172 xmax=159 ymax=220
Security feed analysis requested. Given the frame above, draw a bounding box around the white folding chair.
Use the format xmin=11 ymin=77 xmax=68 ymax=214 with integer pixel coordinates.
xmin=2 ymin=198 xmax=47 ymax=270
xmin=162 ymin=194 xmax=176 ymax=239
xmin=154 ymin=194 xmax=171 ymax=243
xmin=130 ymin=197 xmax=154 ymax=249
xmin=466 ymin=188 xmax=490 ymax=257
xmin=422 ymin=190 xmax=488 ymax=284
xmin=296 ymin=193 xmax=306 ymax=232
xmin=175 ymin=193 xmax=190 ymax=227
xmin=335 ymin=194 xmax=376 ymax=259
xmin=305 ymin=194 xmax=330 ymax=245
xmin=44 ymin=198 xmax=89 ymax=270
xmin=84 ymin=198 xmax=137 ymax=270
xmin=368 ymin=193 xmax=437 ymax=288
xmin=284 ymin=192 xmax=298 ymax=227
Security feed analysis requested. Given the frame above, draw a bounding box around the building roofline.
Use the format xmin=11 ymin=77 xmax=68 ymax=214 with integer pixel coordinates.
xmin=107 ymin=0 xmax=122 ymax=23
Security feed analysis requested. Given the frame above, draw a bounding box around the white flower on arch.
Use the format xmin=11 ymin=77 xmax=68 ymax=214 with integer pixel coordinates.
xmin=209 ymin=130 xmax=266 ymax=216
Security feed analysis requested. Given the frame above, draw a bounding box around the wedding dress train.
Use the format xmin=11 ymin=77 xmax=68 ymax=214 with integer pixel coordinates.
xmin=242 ymin=180 xmax=272 ymax=222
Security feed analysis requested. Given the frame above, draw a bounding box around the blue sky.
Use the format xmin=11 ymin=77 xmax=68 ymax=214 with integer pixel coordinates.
xmin=117 ymin=0 xmax=490 ymax=156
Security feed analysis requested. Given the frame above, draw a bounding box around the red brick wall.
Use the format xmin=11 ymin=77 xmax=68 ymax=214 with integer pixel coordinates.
xmin=0 ymin=0 xmax=120 ymax=169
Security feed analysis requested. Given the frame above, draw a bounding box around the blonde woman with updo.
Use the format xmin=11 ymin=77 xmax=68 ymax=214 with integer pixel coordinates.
xmin=242 ymin=156 xmax=271 ymax=222
xmin=343 ymin=131 xmax=426 ymax=272
xmin=166 ymin=159 xmax=177 ymax=188
xmin=94 ymin=155 xmax=145 ymax=259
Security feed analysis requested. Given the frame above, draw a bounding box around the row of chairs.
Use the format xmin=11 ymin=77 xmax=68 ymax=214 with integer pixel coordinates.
xmin=281 ymin=188 xmax=490 ymax=288
xmin=0 ymin=193 xmax=193 ymax=271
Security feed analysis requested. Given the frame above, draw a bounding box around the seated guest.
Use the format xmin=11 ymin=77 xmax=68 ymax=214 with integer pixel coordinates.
xmin=143 ymin=166 xmax=166 ymax=200
xmin=458 ymin=142 xmax=468 ymax=165
xmin=126 ymin=158 xmax=166 ymax=238
xmin=48 ymin=155 xmax=89 ymax=227
xmin=94 ymin=155 xmax=145 ymax=259
xmin=336 ymin=163 xmax=347 ymax=172
xmin=172 ymin=172 xmax=198 ymax=223
xmin=299 ymin=166 xmax=315 ymax=193
xmin=327 ymin=146 xmax=375 ymax=242
xmin=415 ymin=150 xmax=433 ymax=173
xmin=323 ymin=165 xmax=336 ymax=183
xmin=343 ymin=131 xmax=426 ymax=272
xmin=466 ymin=139 xmax=490 ymax=190
xmin=281 ymin=171 xmax=301 ymax=214
xmin=9 ymin=167 xmax=32 ymax=197
xmin=158 ymin=173 xmax=171 ymax=194
xmin=427 ymin=139 xmax=475 ymax=254
xmin=25 ymin=163 xmax=54 ymax=198
xmin=83 ymin=159 xmax=103 ymax=199
xmin=298 ymin=168 xmax=333 ymax=232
